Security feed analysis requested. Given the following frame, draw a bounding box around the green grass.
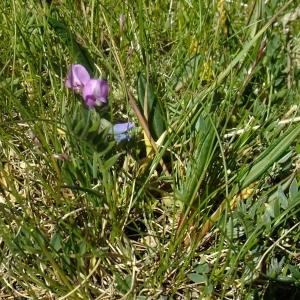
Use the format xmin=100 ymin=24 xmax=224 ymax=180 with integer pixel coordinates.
xmin=1 ymin=0 xmax=300 ymax=299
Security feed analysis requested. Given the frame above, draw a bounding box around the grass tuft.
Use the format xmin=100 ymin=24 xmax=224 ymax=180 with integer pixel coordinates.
xmin=1 ymin=0 xmax=300 ymax=298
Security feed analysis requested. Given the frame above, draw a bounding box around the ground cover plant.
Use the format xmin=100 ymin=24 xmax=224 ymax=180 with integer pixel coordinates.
xmin=0 ymin=0 xmax=300 ymax=299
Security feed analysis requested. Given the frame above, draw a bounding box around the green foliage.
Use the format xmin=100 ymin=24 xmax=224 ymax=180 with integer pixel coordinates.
xmin=137 ymin=73 xmax=166 ymax=140
xmin=0 ymin=0 xmax=299 ymax=299
xmin=187 ymin=261 xmax=210 ymax=284
xmin=239 ymin=125 xmax=300 ymax=189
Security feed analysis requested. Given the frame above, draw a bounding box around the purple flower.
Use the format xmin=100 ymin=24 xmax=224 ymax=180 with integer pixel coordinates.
xmin=65 ymin=64 xmax=90 ymax=92
xmin=82 ymin=79 xmax=109 ymax=107
xmin=109 ymin=122 xmax=135 ymax=142
xmin=65 ymin=64 xmax=109 ymax=107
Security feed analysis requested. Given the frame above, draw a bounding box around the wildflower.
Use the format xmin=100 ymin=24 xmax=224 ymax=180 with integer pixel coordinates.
xmin=65 ymin=64 xmax=90 ymax=92
xmin=109 ymin=122 xmax=135 ymax=142
xmin=82 ymin=79 xmax=109 ymax=107
xmin=65 ymin=64 xmax=109 ymax=107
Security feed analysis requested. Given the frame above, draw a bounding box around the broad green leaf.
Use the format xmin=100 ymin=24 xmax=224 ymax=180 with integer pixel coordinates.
xmin=288 ymin=264 xmax=300 ymax=280
xmin=79 ymin=241 xmax=87 ymax=255
xmin=137 ymin=73 xmax=166 ymax=140
xmin=50 ymin=232 xmax=62 ymax=251
xmin=273 ymin=197 xmax=280 ymax=218
xmin=265 ymin=203 xmax=274 ymax=218
xmin=195 ymin=263 xmax=210 ymax=274
xmin=187 ymin=273 xmax=207 ymax=283
xmin=289 ymin=178 xmax=298 ymax=200
xmin=103 ymin=154 xmax=120 ymax=170
xmin=92 ymin=152 xmax=100 ymax=179
xmin=277 ymin=186 xmax=288 ymax=209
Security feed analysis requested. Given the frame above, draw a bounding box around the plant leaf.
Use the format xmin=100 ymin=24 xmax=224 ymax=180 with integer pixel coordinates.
xmin=137 ymin=73 xmax=166 ymax=140
xmin=289 ymin=178 xmax=298 ymax=200
xmin=277 ymin=185 xmax=288 ymax=210
xmin=195 ymin=263 xmax=210 ymax=274
xmin=187 ymin=273 xmax=207 ymax=283
xmin=240 ymin=125 xmax=300 ymax=189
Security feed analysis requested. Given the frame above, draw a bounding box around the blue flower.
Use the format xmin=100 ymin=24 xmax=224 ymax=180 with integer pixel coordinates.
xmin=109 ymin=122 xmax=135 ymax=142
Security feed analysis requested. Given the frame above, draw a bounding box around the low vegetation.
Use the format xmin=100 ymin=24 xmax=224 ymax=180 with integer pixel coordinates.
xmin=0 ymin=0 xmax=299 ymax=299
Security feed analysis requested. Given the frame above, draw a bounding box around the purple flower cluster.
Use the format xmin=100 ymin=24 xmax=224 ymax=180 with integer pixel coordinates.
xmin=65 ymin=64 xmax=134 ymax=142
xmin=65 ymin=64 xmax=109 ymax=107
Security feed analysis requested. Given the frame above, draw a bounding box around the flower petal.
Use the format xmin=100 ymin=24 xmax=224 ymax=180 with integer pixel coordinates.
xmin=82 ymin=79 xmax=109 ymax=107
xmin=109 ymin=122 xmax=135 ymax=142
xmin=65 ymin=64 xmax=90 ymax=91
xmin=110 ymin=122 xmax=135 ymax=135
